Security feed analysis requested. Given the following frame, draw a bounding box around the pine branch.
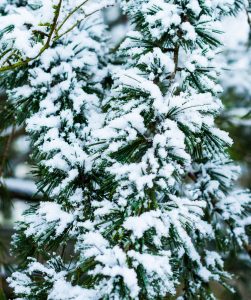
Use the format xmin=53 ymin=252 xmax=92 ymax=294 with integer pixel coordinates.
xmin=0 ymin=0 xmax=63 ymax=72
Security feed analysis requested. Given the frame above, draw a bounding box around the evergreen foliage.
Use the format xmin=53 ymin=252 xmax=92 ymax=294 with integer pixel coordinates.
xmin=0 ymin=0 xmax=250 ymax=299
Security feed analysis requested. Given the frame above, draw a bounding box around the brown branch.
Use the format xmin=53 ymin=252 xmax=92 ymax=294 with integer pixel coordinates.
xmin=244 ymin=243 xmax=251 ymax=258
xmin=246 ymin=6 xmax=251 ymax=28
xmin=246 ymin=7 xmax=251 ymax=48
xmin=170 ymin=45 xmax=179 ymax=82
xmin=188 ymin=172 xmax=197 ymax=182
xmin=0 ymin=126 xmax=15 ymax=177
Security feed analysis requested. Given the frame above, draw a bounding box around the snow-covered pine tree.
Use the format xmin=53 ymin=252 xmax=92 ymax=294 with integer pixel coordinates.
xmin=80 ymin=0 xmax=251 ymax=299
xmin=0 ymin=0 xmax=114 ymax=298
xmin=0 ymin=0 xmax=250 ymax=299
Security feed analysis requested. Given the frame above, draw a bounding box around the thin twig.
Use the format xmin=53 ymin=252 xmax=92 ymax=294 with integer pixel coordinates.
xmin=55 ymin=5 xmax=114 ymax=41
xmin=56 ymin=0 xmax=89 ymax=34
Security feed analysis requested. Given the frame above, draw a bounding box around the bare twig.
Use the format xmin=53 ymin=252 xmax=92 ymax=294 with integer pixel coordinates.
xmin=56 ymin=0 xmax=89 ymax=34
